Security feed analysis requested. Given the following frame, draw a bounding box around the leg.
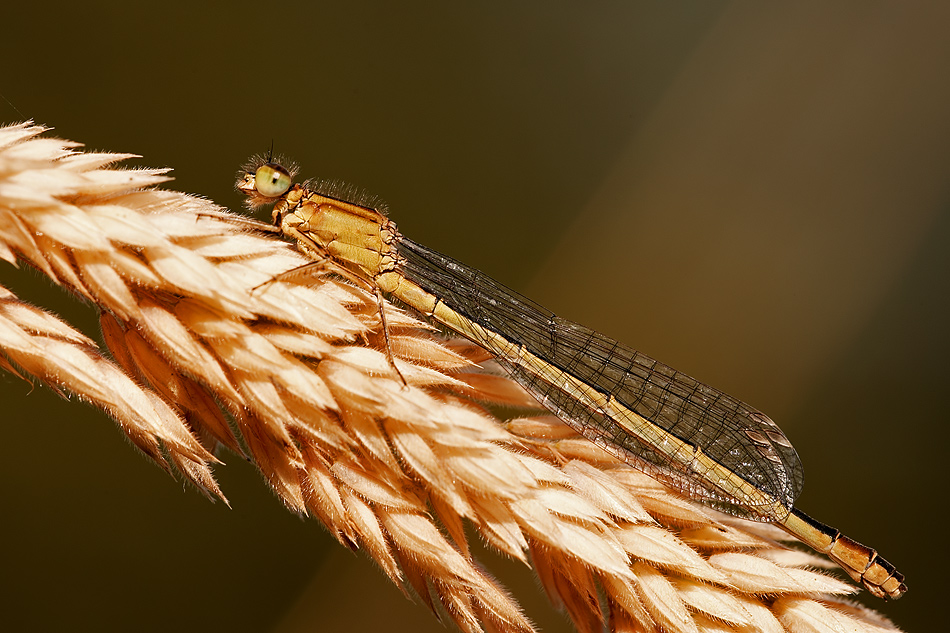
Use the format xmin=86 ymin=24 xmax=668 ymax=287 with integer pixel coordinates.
xmin=374 ymin=284 xmax=408 ymax=386
xmin=197 ymin=210 xmax=281 ymax=234
xmin=251 ymin=258 xmax=331 ymax=293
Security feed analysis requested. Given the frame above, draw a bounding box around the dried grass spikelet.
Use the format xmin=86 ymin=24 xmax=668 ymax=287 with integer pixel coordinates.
xmin=0 ymin=121 xmax=902 ymax=633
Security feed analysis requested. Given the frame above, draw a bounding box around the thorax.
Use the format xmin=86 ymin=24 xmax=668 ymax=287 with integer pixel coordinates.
xmin=276 ymin=188 xmax=401 ymax=280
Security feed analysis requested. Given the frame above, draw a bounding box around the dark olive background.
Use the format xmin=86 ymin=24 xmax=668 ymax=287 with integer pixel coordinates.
xmin=2 ymin=2 xmax=946 ymax=631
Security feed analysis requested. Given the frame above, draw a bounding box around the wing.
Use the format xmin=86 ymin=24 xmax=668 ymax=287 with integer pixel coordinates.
xmin=396 ymin=237 xmax=803 ymax=520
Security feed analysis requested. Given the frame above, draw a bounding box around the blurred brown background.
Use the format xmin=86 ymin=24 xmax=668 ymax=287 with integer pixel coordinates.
xmin=2 ymin=2 xmax=946 ymax=631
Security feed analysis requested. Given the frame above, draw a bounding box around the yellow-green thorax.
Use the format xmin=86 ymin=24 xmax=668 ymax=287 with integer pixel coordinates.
xmin=275 ymin=185 xmax=402 ymax=283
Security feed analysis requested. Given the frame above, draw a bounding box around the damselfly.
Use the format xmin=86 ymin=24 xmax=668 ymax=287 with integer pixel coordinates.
xmin=238 ymin=159 xmax=906 ymax=600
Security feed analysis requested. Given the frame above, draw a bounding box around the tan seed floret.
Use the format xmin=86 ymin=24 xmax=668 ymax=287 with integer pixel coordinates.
xmin=0 ymin=122 xmax=903 ymax=633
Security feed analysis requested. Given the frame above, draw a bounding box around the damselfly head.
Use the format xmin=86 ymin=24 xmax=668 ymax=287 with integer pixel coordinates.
xmin=237 ymin=154 xmax=298 ymax=208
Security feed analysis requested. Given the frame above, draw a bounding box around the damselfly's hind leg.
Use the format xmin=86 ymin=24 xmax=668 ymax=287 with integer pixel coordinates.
xmin=374 ymin=285 xmax=408 ymax=386
xmin=249 ymin=259 xmax=408 ymax=386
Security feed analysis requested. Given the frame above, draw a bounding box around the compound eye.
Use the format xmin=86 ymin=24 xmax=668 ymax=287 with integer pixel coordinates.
xmin=255 ymin=162 xmax=292 ymax=197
